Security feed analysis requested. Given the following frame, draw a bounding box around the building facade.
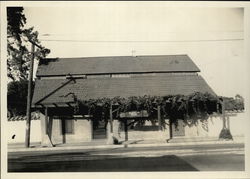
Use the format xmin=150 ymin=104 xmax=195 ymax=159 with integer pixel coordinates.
xmin=32 ymin=55 xmax=221 ymax=146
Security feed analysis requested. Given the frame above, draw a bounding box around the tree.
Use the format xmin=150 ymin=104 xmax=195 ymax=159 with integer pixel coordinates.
xmin=7 ymin=7 xmax=50 ymax=81
xmin=7 ymin=80 xmax=34 ymax=117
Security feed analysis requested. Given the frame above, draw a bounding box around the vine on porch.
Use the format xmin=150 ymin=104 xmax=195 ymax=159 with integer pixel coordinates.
xmin=70 ymin=92 xmax=244 ymax=140
xmin=73 ymin=92 xmax=222 ymax=127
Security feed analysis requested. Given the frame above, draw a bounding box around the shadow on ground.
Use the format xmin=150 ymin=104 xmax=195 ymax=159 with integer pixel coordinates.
xmin=8 ymin=155 xmax=198 ymax=172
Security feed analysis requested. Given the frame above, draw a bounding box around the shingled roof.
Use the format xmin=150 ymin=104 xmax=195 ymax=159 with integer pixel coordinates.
xmin=36 ymin=55 xmax=200 ymax=77
xmin=32 ymin=74 xmax=215 ymax=107
xmin=32 ymin=55 xmax=215 ymax=107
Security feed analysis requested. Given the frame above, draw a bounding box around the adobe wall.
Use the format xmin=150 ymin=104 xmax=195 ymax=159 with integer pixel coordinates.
xmin=110 ymin=120 xmax=170 ymax=142
xmin=11 ymin=111 xmax=243 ymax=145
xmin=40 ymin=114 xmax=92 ymax=145
xmin=7 ymin=120 xmax=41 ymax=144
xmin=109 ymin=112 xmax=246 ymax=142
xmin=184 ymin=112 xmax=245 ymax=138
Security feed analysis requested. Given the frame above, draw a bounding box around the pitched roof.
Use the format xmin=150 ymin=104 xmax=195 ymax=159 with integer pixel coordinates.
xmin=36 ymin=55 xmax=200 ymax=77
xmin=32 ymin=74 xmax=215 ymax=106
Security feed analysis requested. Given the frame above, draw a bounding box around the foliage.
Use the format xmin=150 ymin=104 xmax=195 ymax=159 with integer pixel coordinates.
xmin=74 ymin=92 xmax=245 ymax=129
xmin=7 ymin=80 xmax=34 ymax=117
xmin=223 ymin=95 xmax=244 ymax=111
xmin=75 ymin=92 xmax=220 ymax=127
xmin=7 ymin=7 xmax=26 ymax=41
xmin=7 ymin=7 xmax=50 ymax=81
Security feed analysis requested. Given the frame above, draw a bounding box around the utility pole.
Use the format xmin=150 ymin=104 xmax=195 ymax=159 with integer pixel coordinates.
xmin=25 ymin=43 xmax=35 ymax=148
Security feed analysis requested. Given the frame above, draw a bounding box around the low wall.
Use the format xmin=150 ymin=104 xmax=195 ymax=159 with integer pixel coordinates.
xmin=112 ymin=112 xmax=245 ymax=142
xmin=184 ymin=112 xmax=245 ymax=138
xmin=228 ymin=112 xmax=246 ymax=136
xmin=112 ymin=120 xmax=170 ymax=141
xmin=9 ymin=112 xmax=244 ymax=144
xmin=7 ymin=120 xmax=41 ymax=144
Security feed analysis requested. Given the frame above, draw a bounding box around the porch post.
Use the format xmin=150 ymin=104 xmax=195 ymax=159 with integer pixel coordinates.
xmin=107 ymin=103 xmax=114 ymax=144
xmin=219 ymin=99 xmax=233 ymax=140
xmin=170 ymin=119 xmax=173 ymax=139
xmin=124 ymin=120 xmax=128 ymax=141
xmin=221 ymin=100 xmax=226 ymax=129
xmin=43 ymin=107 xmax=54 ymax=147
xmin=48 ymin=116 xmax=53 ymax=142
xmin=45 ymin=107 xmax=48 ymax=133
xmin=226 ymin=116 xmax=230 ymax=130
xmin=109 ymin=103 xmax=113 ymax=133
xmin=157 ymin=105 xmax=161 ymax=131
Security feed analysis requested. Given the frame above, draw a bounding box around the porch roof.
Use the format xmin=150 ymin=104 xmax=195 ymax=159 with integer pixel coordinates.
xmin=32 ymin=74 xmax=216 ymax=107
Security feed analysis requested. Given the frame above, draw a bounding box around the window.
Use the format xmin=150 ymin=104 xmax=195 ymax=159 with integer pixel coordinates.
xmin=87 ymin=74 xmax=111 ymax=79
xmin=111 ymin=74 xmax=131 ymax=78
xmin=62 ymin=119 xmax=74 ymax=134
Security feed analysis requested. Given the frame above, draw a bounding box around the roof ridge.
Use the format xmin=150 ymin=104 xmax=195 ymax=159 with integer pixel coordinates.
xmin=44 ymin=54 xmax=189 ymax=60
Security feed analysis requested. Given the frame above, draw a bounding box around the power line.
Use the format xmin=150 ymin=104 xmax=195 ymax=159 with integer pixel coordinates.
xmin=41 ymin=31 xmax=244 ymax=36
xmin=39 ymin=38 xmax=244 ymax=43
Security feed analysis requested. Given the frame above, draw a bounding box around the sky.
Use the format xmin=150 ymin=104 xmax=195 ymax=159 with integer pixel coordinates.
xmin=23 ymin=3 xmax=245 ymax=98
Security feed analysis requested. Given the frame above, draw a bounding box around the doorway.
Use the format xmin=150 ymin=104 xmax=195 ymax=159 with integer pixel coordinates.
xmin=172 ymin=120 xmax=185 ymax=137
xmin=92 ymin=120 xmax=107 ymax=139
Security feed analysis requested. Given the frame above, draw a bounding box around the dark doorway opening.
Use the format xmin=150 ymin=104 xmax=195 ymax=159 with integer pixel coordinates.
xmin=93 ymin=120 xmax=107 ymax=139
xmin=172 ymin=120 xmax=185 ymax=137
xmin=61 ymin=118 xmax=74 ymax=143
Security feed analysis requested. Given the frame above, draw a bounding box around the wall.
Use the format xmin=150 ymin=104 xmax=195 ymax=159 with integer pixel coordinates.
xmin=112 ymin=119 xmax=170 ymax=142
xmin=40 ymin=114 xmax=93 ymax=145
xmin=110 ymin=112 xmax=245 ymax=142
xmin=184 ymin=112 xmax=245 ymax=138
xmin=37 ymin=112 xmax=245 ymax=145
xmin=7 ymin=120 xmax=41 ymax=144
xmin=62 ymin=119 xmax=92 ymax=143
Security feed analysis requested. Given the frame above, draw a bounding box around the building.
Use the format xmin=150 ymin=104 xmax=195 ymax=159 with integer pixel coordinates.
xmin=32 ymin=55 xmax=222 ymax=146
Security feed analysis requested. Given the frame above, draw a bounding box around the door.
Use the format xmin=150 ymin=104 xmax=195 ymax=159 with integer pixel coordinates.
xmin=93 ymin=120 xmax=107 ymax=139
xmin=172 ymin=119 xmax=185 ymax=137
xmin=61 ymin=118 xmax=74 ymax=143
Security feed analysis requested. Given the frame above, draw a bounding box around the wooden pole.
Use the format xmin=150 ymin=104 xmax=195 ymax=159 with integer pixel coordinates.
xmin=124 ymin=120 xmax=128 ymax=141
xmin=106 ymin=103 xmax=114 ymax=144
xmin=45 ymin=107 xmax=48 ymax=134
xmin=109 ymin=103 xmax=113 ymax=133
xmin=222 ymin=100 xmax=226 ymax=129
xmin=226 ymin=116 xmax=230 ymax=130
xmin=157 ymin=105 xmax=161 ymax=131
xmin=62 ymin=119 xmax=66 ymax=144
xmin=169 ymin=119 xmax=173 ymax=139
xmin=25 ymin=43 xmax=35 ymax=148
xmin=48 ymin=116 xmax=53 ymax=141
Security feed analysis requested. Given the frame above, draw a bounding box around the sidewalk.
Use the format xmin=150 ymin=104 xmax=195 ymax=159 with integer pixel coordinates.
xmin=8 ymin=136 xmax=244 ymax=153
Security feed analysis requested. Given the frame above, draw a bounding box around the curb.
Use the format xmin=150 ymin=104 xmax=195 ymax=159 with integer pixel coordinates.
xmin=8 ymin=139 xmax=244 ymax=153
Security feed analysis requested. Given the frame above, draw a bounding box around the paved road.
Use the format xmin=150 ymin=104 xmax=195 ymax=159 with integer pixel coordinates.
xmin=8 ymin=143 xmax=244 ymax=172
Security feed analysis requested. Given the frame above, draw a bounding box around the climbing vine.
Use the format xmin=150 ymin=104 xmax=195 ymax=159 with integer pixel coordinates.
xmin=73 ymin=92 xmax=244 ymax=127
xmin=72 ymin=92 xmax=225 ymax=127
xmin=64 ymin=92 xmax=244 ymax=140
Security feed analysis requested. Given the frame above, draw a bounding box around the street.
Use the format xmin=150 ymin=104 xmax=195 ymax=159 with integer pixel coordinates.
xmin=8 ymin=143 xmax=244 ymax=172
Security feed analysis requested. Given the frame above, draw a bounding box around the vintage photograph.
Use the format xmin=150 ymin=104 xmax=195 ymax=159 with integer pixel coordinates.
xmin=2 ymin=2 xmax=249 ymax=175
